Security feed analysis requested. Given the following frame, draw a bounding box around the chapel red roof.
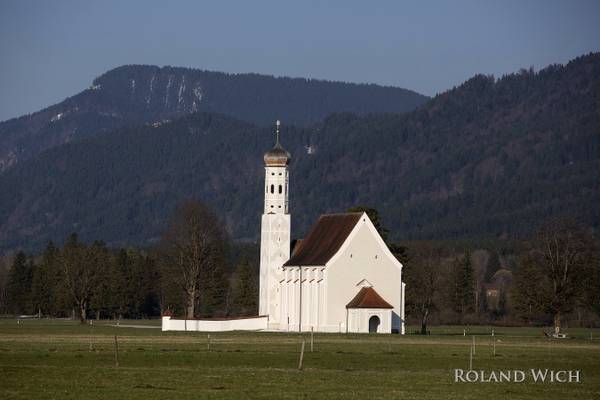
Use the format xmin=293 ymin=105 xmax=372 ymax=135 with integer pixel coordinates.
xmin=283 ymin=213 xmax=363 ymax=267
xmin=346 ymin=287 xmax=393 ymax=309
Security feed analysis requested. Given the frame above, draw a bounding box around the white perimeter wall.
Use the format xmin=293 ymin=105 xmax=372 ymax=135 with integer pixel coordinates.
xmin=162 ymin=316 xmax=268 ymax=332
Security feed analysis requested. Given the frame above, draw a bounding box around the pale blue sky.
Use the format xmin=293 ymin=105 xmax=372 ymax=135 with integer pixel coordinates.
xmin=0 ymin=0 xmax=599 ymax=122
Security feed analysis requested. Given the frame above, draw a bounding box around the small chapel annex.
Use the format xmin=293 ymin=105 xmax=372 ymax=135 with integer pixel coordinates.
xmin=259 ymin=121 xmax=406 ymax=334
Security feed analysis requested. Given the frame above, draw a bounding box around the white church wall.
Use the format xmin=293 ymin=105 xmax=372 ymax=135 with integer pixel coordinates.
xmin=324 ymin=214 xmax=403 ymax=333
xmin=161 ymin=316 xmax=269 ymax=332
xmin=278 ymin=267 xmax=327 ymax=332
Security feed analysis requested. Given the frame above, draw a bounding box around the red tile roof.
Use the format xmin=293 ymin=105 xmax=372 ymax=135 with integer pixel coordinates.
xmin=283 ymin=213 xmax=363 ymax=266
xmin=346 ymin=287 xmax=393 ymax=309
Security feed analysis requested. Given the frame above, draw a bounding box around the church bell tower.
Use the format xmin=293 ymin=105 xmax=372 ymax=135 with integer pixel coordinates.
xmin=259 ymin=120 xmax=291 ymax=325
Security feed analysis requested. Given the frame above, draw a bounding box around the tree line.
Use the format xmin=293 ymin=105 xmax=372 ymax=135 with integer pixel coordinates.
xmin=0 ymin=201 xmax=258 ymax=321
xmin=1 ymin=202 xmax=599 ymax=335
xmin=402 ymin=219 xmax=600 ymax=334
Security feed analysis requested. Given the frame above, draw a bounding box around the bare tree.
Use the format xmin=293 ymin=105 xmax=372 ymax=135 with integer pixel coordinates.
xmin=415 ymin=257 xmax=439 ymax=334
xmin=59 ymin=235 xmax=107 ymax=323
xmin=159 ymin=201 xmax=225 ymax=319
xmin=514 ymin=220 xmax=591 ymax=334
xmin=405 ymin=245 xmax=446 ymax=334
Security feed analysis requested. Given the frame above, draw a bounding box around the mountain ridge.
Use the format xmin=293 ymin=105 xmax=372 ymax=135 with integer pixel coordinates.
xmin=0 ymin=53 xmax=598 ymax=254
xmin=0 ymin=65 xmax=428 ymax=173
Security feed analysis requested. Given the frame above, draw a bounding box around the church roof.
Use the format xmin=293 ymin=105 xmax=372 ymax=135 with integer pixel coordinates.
xmin=283 ymin=212 xmax=363 ymax=267
xmin=346 ymin=287 xmax=394 ymax=309
xmin=264 ymin=142 xmax=291 ymax=166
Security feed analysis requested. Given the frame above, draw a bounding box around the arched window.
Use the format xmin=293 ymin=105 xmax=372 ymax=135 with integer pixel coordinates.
xmin=278 ymin=185 xmax=282 ymax=194
xmin=270 ymin=184 xmax=274 ymax=193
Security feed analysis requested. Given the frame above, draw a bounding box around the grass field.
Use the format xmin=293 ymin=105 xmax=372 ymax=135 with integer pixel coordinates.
xmin=1 ymin=320 xmax=599 ymax=399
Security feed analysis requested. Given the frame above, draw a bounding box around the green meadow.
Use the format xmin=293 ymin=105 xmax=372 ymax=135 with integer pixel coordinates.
xmin=1 ymin=320 xmax=599 ymax=399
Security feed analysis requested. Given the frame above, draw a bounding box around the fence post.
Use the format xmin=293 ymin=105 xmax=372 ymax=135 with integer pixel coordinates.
xmin=114 ymin=335 xmax=119 ymax=368
xmin=469 ymin=343 xmax=473 ymax=370
xmin=298 ymin=339 xmax=306 ymax=370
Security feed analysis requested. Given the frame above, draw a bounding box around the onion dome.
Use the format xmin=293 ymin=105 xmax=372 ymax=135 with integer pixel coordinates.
xmin=264 ymin=120 xmax=291 ymax=166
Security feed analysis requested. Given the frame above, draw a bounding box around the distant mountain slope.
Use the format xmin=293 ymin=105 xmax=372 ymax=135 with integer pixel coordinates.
xmin=0 ymin=53 xmax=599 ymax=254
xmin=0 ymin=65 xmax=428 ymax=172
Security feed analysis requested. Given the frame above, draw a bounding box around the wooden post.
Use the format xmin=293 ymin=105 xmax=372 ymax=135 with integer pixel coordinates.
xmin=114 ymin=335 xmax=119 ymax=368
xmin=493 ymin=338 xmax=496 ymax=356
xmin=469 ymin=343 xmax=473 ymax=370
xmin=310 ymin=327 xmax=314 ymax=352
xmin=472 ymin=336 xmax=475 ymax=355
xmin=207 ymin=334 xmax=211 ymax=351
xmin=89 ymin=325 xmax=94 ymax=352
xmin=298 ymin=339 xmax=306 ymax=370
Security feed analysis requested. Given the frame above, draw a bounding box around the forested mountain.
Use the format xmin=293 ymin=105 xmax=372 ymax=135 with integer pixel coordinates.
xmin=0 ymin=53 xmax=599 ymax=254
xmin=0 ymin=65 xmax=427 ymax=172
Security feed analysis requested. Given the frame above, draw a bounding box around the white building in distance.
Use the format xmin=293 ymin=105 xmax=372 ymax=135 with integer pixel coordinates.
xmin=259 ymin=121 xmax=406 ymax=334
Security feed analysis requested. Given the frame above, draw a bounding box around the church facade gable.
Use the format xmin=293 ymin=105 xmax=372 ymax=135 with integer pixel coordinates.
xmin=323 ymin=213 xmax=405 ymax=333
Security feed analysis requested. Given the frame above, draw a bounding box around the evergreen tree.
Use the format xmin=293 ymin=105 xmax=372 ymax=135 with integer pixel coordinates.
xmin=511 ymin=252 xmax=544 ymax=324
xmin=137 ymin=254 xmax=160 ymax=317
xmin=31 ymin=241 xmax=58 ymax=316
xmin=198 ymin=261 xmax=228 ymax=317
xmin=485 ymin=251 xmax=501 ymax=283
xmin=583 ymin=249 xmax=600 ymax=316
xmin=347 ymin=205 xmax=408 ymax=262
xmin=451 ymin=251 xmax=475 ymax=320
xmin=7 ymin=252 xmax=33 ymax=315
xmin=230 ymin=261 xmax=258 ymax=316
xmin=347 ymin=206 xmax=389 ymax=242
xmin=114 ymin=249 xmax=132 ymax=318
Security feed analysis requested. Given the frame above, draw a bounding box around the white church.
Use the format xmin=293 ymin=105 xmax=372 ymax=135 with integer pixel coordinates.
xmin=162 ymin=121 xmax=405 ymax=334
xmin=259 ymin=121 xmax=405 ymax=334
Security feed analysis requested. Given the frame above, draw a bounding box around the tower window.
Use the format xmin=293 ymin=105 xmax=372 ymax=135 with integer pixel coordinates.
xmin=271 ymin=184 xmax=274 ymax=193
xmin=278 ymin=185 xmax=282 ymax=194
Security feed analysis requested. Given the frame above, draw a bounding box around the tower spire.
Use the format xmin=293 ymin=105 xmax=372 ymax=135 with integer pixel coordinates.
xmin=264 ymin=119 xmax=290 ymax=166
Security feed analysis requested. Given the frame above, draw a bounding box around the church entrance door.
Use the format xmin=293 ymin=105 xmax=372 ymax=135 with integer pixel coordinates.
xmin=368 ymin=316 xmax=380 ymax=333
